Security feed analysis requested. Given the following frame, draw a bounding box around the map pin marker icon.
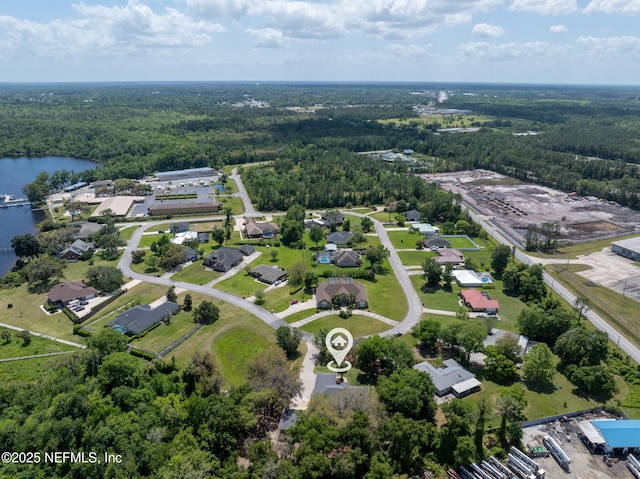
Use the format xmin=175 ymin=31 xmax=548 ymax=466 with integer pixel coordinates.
xmin=326 ymin=327 xmax=353 ymax=370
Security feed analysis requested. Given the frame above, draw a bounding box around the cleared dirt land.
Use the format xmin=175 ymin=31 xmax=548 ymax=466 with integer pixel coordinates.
xmin=421 ymin=170 xmax=640 ymax=245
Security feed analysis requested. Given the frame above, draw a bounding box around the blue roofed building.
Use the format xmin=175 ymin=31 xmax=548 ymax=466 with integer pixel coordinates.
xmin=589 ymin=420 xmax=640 ymax=454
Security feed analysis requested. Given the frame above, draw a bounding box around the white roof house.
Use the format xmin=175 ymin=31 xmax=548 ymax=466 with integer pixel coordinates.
xmin=171 ymin=231 xmax=198 ymax=245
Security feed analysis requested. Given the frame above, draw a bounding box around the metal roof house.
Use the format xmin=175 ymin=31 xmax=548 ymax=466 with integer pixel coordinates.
xmin=413 ymin=358 xmax=480 ymax=397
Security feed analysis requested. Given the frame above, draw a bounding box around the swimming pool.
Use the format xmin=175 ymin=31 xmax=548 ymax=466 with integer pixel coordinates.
xmin=318 ymin=256 xmax=332 ymax=264
xmin=111 ymin=325 xmax=126 ymax=334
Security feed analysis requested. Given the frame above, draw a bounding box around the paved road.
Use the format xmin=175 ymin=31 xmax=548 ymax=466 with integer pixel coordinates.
xmin=464 ymin=204 xmax=640 ymax=365
xmin=231 ymin=167 xmax=258 ymax=216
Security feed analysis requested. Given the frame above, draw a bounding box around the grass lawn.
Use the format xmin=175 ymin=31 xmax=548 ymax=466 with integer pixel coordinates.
xmin=446 ymin=236 xmax=479 ymax=249
xmin=411 ymin=274 xmax=461 ymax=311
xmin=363 ymin=266 xmax=408 ymax=321
xmin=118 ymin=225 xmax=139 ymax=241
xmin=217 ymin=196 xmax=245 ymax=215
xmin=281 ymin=308 xmax=317 ymax=324
xmin=0 ymin=327 xmax=77 ymax=359
xmin=370 ymin=211 xmax=395 ymax=223
xmin=214 ymin=271 xmax=267 ymax=299
xmin=398 ymin=250 xmax=436 ymax=266
xmin=170 ymin=261 xmax=219 ymax=284
xmin=462 ymin=237 xmax=495 ymax=270
xmin=139 ymin=233 xmax=168 ymax=248
xmin=261 ymin=286 xmax=312 ymax=314
xmin=0 ymin=285 xmax=82 ymax=343
xmin=131 ymin=310 xmax=198 ymax=354
xmin=0 ymin=356 xmax=57 ymax=382
xmin=387 ymin=229 xmax=424 ymax=249
xmin=300 ymin=314 xmax=392 ymax=337
xmin=549 ymin=264 xmax=640 ymax=349
xmin=529 ymin=233 xmax=640 ymax=260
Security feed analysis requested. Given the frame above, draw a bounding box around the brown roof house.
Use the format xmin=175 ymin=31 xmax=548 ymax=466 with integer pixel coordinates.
xmin=48 ymin=280 xmax=98 ymax=308
xmin=245 ymin=220 xmax=280 ymax=239
xmin=434 ymin=248 xmax=464 ymax=265
xmin=316 ymin=278 xmax=368 ymax=309
xmin=59 ymin=239 xmax=95 ymax=261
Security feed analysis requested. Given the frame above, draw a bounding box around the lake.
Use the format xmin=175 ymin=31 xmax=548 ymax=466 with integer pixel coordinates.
xmin=0 ymin=156 xmax=96 ymax=276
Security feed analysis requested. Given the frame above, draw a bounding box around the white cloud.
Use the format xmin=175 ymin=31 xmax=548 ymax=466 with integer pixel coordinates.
xmin=0 ymin=1 xmax=222 ymax=59
xmin=510 ymin=0 xmax=577 ymax=15
xmin=388 ymin=43 xmax=435 ymax=58
xmin=187 ymin=0 xmax=506 ymax=40
xmin=577 ymin=36 xmax=640 ymax=56
xmin=550 ymin=24 xmax=568 ymax=34
xmin=472 ymin=23 xmax=505 ymax=37
xmin=459 ymin=41 xmax=571 ymax=60
xmin=246 ymin=27 xmax=284 ymax=47
xmin=584 ymin=0 xmax=640 ymax=15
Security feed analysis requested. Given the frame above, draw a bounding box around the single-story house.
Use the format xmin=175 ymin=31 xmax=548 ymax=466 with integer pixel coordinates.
xmin=59 ymin=239 xmax=95 ymax=261
xmin=249 ymin=265 xmax=287 ymax=284
xmin=304 ymin=218 xmax=326 ymax=229
xmin=332 ymin=250 xmax=361 ymax=268
xmin=239 ymin=244 xmax=255 ymax=256
xmin=313 ymin=372 xmax=369 ymax=399
xmin=90 ymin=179 xmax=114 ymax=188
xmin=316 ymin=279 xmax=368 ymax=309
xmin=434 ymin=248 xmax=465 ymax=265
xmin=203 ymin=247 xmax=246 ymax=272
xmin=170 ymin=222 xmax=190 ymax=233
xmin=108 ymin=301 xmax=180 ymax=336
xmin=245 ymin=220 xmax=280 ymax=239
xmin=405 ymin=209 xmax=421 ymax=222
xmin=460 ymin=289 xmax=499 ymax=313
xmin=197 ymin=232 xmax=209 ymax=243
xmin=322 ymin=211 xmax=344 ymax=226
xmin=423 ymin=235 xmax=451 ymax=249
xmin=452 ymin=270 xmax=494 ymax=287
xmin=74 ymin=222 xmax=105 ymax=240
xmin=183 ymin=247 xmax=198 ymax=263
xmin=326 ymin=231 xmax=353 ymax=245
xmin=611 ymin=237 xmax=640 ymax=262
xmin=48 ymin=280 xmax=98 ymax=308
xmin=147 ymin=201 xmax=221 ymax=216
xmin=413 ymin=358 xmax=480 ymax=397
xmin=171 ymin=231 xmax=198 ymax=245
xmin=411 ymin=223 xmax=439 ymax=236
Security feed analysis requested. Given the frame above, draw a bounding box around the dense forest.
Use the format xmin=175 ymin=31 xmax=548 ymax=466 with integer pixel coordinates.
xmin=3 ymin=82 xmax=640 ymax=210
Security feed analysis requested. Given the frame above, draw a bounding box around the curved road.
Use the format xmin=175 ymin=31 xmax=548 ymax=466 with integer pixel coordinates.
xmin=465 ymin=205 xmax=640 ymax=364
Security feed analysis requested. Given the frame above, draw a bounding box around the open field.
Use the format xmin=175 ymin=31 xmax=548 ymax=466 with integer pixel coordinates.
xmin=378 ymin=114 xmax=495 ymax=128
xmin=300 ymin=314 xmax=392 ymax=337
xmin=170 ymin=261 xmax=220 ymax=284
xmin=0 ymin=356 xmax=60 ymax=382
xmin=398 ymin=250 xmax=435 ymax=266
xmin=387 ymin=229 xmax=424 ymax=249
xmin=217 ymin=195 xmax=245 ymax=215
xmin=130 ymin=310 xmax=198 ymax=354
xmin=281 ymin=308 xmax=317 ymax=324
xmin=261 ymin=286 xmax=312 ymax=314
xmin=0 ymin=327 xmax=77 ymax=359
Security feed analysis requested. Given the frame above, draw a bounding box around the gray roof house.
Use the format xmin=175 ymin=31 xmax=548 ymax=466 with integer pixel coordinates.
xmin=249 ymin=265 xmax=287 ymax=284
xmin=170 ymin=222 xmax=190 ymax=233
xmin=108 ymin=301 xmax=180 ymax=335
xmin=203 ymin=247 xmax=245 ymax=272
xmin=197 ymin=232 xmax=209 ymax=243
xmin=245 ymin=220 xmax=280 ymax=239
xmin=322 ymin=211 xmax=344 ymax=226
xmin=326 ymin=231 xmax=353 ymax=245
xmin=183 ymin=247 xmax=198 ymax=263
xmin=74 ymin=222 xmax=105 ymax=240
xmin=332 ymin=250 xmax=361 ymax=268
xmin=423 ymin=235 xmax=451 ymax=248
xmin=316 ymin=279 xmax=368 ymax=309
xmin=405 ymin=209 xmax=421 ymax=222
xmin=413 ymin=358 xmax=481 ymax=398
xmin=59 ymin=239 xmax=95 ymax=261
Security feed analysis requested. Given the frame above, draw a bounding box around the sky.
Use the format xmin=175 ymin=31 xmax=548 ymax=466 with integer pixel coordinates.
xmin=1 ymin=0 xmax=640 ymax=84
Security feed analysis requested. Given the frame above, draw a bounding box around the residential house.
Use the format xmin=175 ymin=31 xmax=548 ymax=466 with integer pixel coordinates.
xmin=203 ymin=247 xmax=246 ymax=272
xmin=405 ymin=209 xmax=421 ymax=222
xmin=460 ymin=289 xmax=499 ymax=313
xmin=239 ymin=244 xmax=255 ymax=256
xmin=434 ymin=249 xmax=465 ymax=265
xmin=322 ymin=211 xmax=344 ymax=226
xmin=332 ymin=250 xmax=362 ymax=268
xmin=313 ymin=372 xmax=370 ymax=398
xmin=183 ymin=247 xmax=198 ymax=263
xmin=59 ymin=239 xmax=95 ymax=261
xmin=48 ymin=280 xmax=98 ymax=308
xmin=316 ymin=279 xmax=368 ymax=309
xmin=423 ymin=235 xmax=451 ymax=249
xmin=413 ymin=358 xmax=481 ymax=397
xmin=74 ymin=222 xmax=105 ymax=241
xmin=245 ymin=220 xmax=280 ymax=239
xmin=197 ymin=232 xmax=209 ymax=243
xmin=170 ymin=222 xmax=190 ymax=233
xmin=326 ymin=231 xmax=353 ymax=245
xmin=249 ymin=265 xmax=287 ymax=284
xmin=90 ymin=179 xmax=114 ymax=188
xmin=304 ymin=218 xmax=326 ymax=229
xmin=171 ymin=231 xmax=198 ymax=245
xmin=108 ymin=301 xmax=180 ymax=335
xmin=411 ymin=223 xmax=439 ymax=236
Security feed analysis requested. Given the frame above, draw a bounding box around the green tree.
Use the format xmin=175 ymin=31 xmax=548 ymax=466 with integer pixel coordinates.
xmin=281 ymin=220 xmax=304 ymax=246
xmin=377 ymin=368 xmax=437 ymax=420
xmin=24 ymin=256 xmax=64 ymax=292
xmin=275 ymin=326 xmax=302 ymax=359
xmin=361 ymin=216 xmax=373 ymax=233
xmin=573 ymin=292 xmax=591 ymax=324
xmin=313 ymin=327 xmax=332 ymax=365
xmin=303 ymin=271 xmax=317 ymax=294
xmin=565 ymin=365 xmax=617 ymax=396
xmin=85 ymin=265 xmax=124 ymax=293
xmin=412 ymin=318 xmax=441 ymax=350
xmin=491 ymin=244 xmax=512 ymax=276
xmin=287 ymin=262 xmax=307 ymax=287
xmin=87 ymin=327 xmax=127 ymax=359
xmin=554 ymin=327 xmax=608 ymax=366
xmin=159 ymin=244 xmax=187 ymax=271
xmin=166 ymin=286 xmax=177 ymax=302
xmin=97 ymin=351 xmax=142 ymax=393
xmin=354 ymin=336 xmax=413 ymax=382
xmin=522 ymin=343 xmax=556 ymax=386
xmin=211 ymin=228 xmax=225 ymax=245
xmin=94 ymin=232 xmax=123 ymax=260
xmin=457 ymin=321 xmax=487 ymax=361
xmin=247 ymin=348 xmax=302 ymax=406
xmin=364 ymin=245 xmax=390 ymax=275
xmin=270 ymin=249 xmax=279 ymax=262
xmin=19 ymin=330 xmax=31 ymax=347
xmin=483 ymin=350 xmax=517 ymax=383
xmin=422 ymin=257 xmax=442 ymax=287
xmin=309 ymin=226 xmax=324 ymax=249
xmin=183 ymin=293 xmax=193 ymax=312
xmin=1 ymin=330 xmax=11 ymax=344
xmin=11 ymin=233 xmax=43 ymax=260
xmin=193 ymin=301 xmax=220 ymax=325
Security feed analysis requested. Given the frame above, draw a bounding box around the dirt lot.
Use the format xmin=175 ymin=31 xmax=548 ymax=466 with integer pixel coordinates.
xmin=522 ymin=414 xmax=635 ymax=479
xmin=421 ymin=170 xmax=640 ymax=244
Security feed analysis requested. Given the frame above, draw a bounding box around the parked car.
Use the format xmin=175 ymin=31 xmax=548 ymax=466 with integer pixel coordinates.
xmin=476 ymin=313 xmax=487 ymax=318
xmin=289 ymin=300 xmax=298 ymax=305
